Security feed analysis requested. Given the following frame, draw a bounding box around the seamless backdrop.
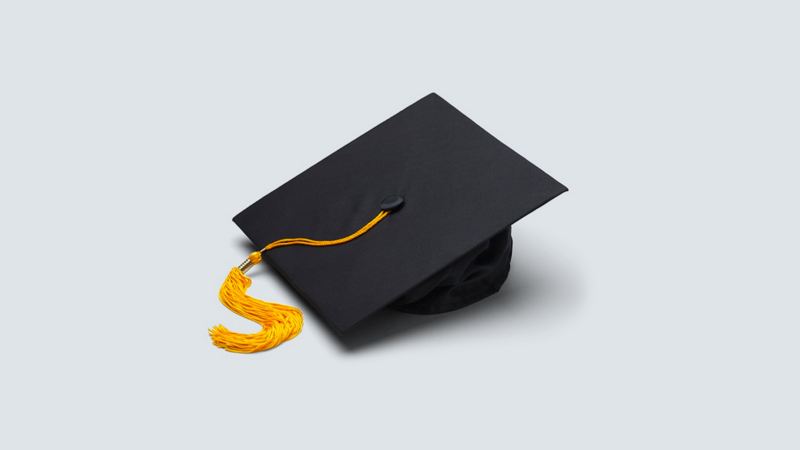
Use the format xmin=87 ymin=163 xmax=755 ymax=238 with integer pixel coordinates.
xmin=1 ymin=1 xmax=798 ymax=449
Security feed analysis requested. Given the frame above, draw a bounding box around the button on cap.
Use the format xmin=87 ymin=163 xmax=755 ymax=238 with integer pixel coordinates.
xmin=380 ymin=195 xmax=404 ymax=211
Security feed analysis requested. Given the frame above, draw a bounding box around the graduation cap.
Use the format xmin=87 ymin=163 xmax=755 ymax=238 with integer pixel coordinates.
xmin=209 ymin=93 xmax=567 ymax=353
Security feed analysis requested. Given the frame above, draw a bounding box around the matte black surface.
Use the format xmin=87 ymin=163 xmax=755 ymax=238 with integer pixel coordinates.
xmin=233 ymin=93 xmax=567 ymax=333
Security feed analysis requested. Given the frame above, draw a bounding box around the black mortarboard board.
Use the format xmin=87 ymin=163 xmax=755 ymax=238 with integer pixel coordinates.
xmin=229 ymin=93 xmax=567 ymax=338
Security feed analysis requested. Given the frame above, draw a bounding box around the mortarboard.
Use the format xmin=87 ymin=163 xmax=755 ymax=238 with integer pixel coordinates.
xmin=210 ymin=93 xmax=567 ymax=353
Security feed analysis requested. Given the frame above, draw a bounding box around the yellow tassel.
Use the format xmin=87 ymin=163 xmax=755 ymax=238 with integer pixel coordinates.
xmin=210 ymin=210 xmax=391 ymax=353
xmin=209 ymin=266 xmax=304 ymax=353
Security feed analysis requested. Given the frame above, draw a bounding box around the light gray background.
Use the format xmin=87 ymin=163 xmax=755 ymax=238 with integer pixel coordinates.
xmin=1 ymin=1 xmax=798 ymax=448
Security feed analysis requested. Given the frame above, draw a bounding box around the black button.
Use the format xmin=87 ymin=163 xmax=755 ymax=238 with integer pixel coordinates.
xmin=380 ymin=195 xmax=404 ymax=211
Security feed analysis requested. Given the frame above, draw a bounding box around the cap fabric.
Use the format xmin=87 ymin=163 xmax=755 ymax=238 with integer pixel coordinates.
xmin=233 ymin=93 xmax=567 ymax=333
